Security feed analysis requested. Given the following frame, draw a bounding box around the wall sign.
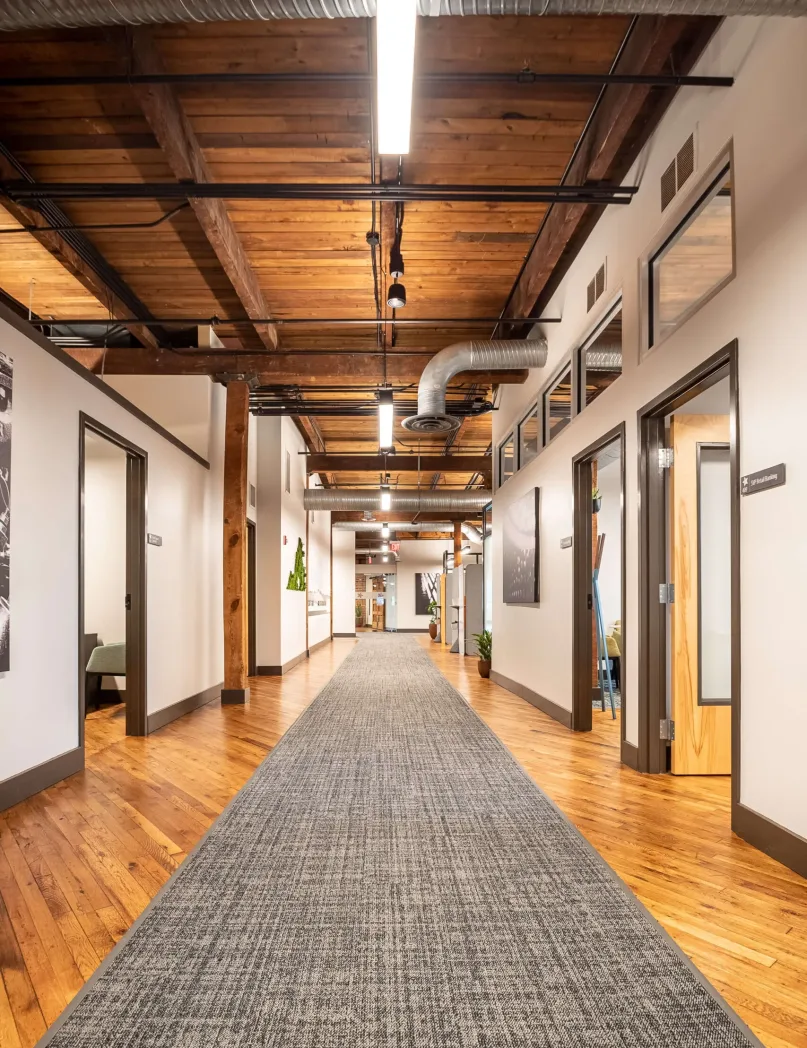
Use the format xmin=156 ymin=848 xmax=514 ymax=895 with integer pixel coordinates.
xmin=741 ymin=463 xmax=785 ymax=496
xmin=560 ymin=536 xmax=573 ymax=549
xmin=147 ymin=533 xmax=163 ymax=546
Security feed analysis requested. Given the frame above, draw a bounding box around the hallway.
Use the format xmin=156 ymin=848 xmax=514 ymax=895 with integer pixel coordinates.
xmin=1 ymin=637 xmax=804 ymax=1047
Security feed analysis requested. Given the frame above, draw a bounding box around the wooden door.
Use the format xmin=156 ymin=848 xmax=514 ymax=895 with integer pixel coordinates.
xmin=669 ymin=414 xmax=731 ymax=774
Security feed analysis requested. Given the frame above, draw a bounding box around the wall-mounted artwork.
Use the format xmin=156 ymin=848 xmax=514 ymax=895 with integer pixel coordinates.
xmin=0 ymin=352 xmax=11 ymax=671
xmin=503 ymin=487 xmax=540 ymax=605
xmin=415 ymin=572 xmax=440 ymax=616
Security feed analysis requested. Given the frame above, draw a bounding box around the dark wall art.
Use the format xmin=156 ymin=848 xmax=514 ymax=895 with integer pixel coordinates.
xmin=0 ymin=352 xmax=11 ymax=671
xmin=415 ymin=572 xmax=440 ymax=616
xmin=503 ymin=487 xmax=540 ymax=605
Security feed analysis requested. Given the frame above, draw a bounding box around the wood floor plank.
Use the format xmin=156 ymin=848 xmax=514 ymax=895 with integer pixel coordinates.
xmin=0 ymin=636 xmax=804 ymax=1048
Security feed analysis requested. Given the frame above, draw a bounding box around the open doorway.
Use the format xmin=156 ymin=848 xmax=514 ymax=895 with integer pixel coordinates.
xmin=79 ymin=415 xmax=147 ymax=740
xmin=638 ymin=343 xmax=739 ymax=798
xmin=572 ymin=425 xmax=625 ymax=751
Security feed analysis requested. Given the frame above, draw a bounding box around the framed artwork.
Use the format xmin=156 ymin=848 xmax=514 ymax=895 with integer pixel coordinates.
xmin=0 ymin=352 xmax=11 ymax=671
xmin=503 ymin=487 xmax=540 ymax=605
xmin=415 ymin=572 xmax=439 ymax=616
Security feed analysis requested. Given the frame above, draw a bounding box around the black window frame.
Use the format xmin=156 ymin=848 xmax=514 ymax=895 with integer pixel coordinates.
xmin=543 ymin=363 xmax=573 ymax=445
xmin=577 ymin=297 xmax=624 ymax=414
xmin=517 ymin=401 xmax=541 ymax=470
xmin=498 ymin=431 xmax=515 ymax=487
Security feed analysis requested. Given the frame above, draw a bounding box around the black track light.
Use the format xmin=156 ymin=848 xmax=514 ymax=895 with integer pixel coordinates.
xmin=390 ymin=243 xmax=404 ymax=278
xmin=387 ymin=282 xmax=406 ymax=308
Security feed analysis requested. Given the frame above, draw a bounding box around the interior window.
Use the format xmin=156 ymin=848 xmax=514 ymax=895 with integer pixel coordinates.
xmin=518 ymin=405 xmax=540 ymax=468
xmin=649 ymin=162 xmax=733 ymax=347
xmin=544 ymin=366 xmax=573 ymax=443
xmin=499 ymin=433 xmax=515 ymax=485
xmin=580 ymin=304 xmax=622 ymax=411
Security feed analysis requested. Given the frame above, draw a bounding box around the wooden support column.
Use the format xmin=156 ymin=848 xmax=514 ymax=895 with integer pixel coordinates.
xmin=222 ymin=380 xmax=250 ymax=704
xmin=453 ymin=522 xmax=463 ymax=568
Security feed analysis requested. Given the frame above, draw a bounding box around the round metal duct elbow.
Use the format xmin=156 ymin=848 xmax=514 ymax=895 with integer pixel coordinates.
xmin=304 ymin=488 xmax=491 ymax=513
xmin=402 ymin=339 xmax=548 ymax=435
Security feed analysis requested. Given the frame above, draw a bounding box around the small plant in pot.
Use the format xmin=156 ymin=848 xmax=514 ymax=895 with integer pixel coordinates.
xmin=427 ymin=599 xmax=440 ymax=640
xmin=592 ymin=486 xmax=602 ymax=514
xmin=473 ymin=630 xmax=492 ymax=678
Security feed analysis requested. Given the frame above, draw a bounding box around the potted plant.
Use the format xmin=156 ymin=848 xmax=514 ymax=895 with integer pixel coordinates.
xmin=592 ymin=486 xmax=602 ymax=514
xmin=427 ymin=599 xmax=440 ymax=640
xmin=473 ymin=630 xmax=492 ymax=678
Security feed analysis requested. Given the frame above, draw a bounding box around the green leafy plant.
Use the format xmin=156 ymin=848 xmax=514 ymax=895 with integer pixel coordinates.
xmin=592 ymin=486 xmax=601 ymax=500
xmin=426 ymin=599 xmax=440 ymax=624
xmin=286 ymin=538 xmax=306 ymax=591
xmin=474 ymin=629 xmax=492 ymax=662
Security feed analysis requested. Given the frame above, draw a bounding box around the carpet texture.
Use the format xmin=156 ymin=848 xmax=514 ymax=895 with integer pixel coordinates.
xmin=43 ymin=635 xmax=757 ymax=1047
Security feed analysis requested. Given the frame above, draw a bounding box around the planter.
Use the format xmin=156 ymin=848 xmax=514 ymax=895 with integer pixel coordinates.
xmin=592 ymin=497 xmax=602 ymax=514
xmin=478 ymin=659 xmax=491 ymax=679
xmin=429 ymin=622 xmax=438 ymax=640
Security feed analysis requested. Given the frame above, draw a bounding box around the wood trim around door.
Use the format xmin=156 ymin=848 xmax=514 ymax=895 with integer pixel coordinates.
xmin=636 ymin=341 xmax=739 ymax=778
xmin=572 ymin=423 xmax=627 ymax=762
xmin=79 ymin=413 xmax=148 ymax=741
xmin=246 ymin=519 xmax=257 ymax=678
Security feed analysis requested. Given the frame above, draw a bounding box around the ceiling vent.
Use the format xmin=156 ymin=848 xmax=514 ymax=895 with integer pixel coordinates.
xmin=587 ymin=262 xmax=606 ymax=313
xmin=661 ymin=133 xmax=696 ymax=211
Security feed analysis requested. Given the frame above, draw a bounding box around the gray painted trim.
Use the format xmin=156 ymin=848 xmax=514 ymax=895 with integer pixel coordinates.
xmin=146 ymin=682 xmax=222 ymax=733
xmin=222 ymin=687 xmax=250 ymax=705
xmin=395 ymin=628 xmax=429 ymax=634
xmin=256 ymin=650 xmax=308 ymax=676
xmin=33 ymin=641 xmax=763 ymax=1048
xmin=308 ymin=636 xmax=332 ymax=655
xmin=733 ymin=803 xmax=807 ymax=880
xmin=490 ymin=670 xmax=573 ymax=728
xmin=0 ymin=299 xmax=210 ymax=470
xmin=333 ymin=632 xmax=357 ymax=638
xmin=0 ymin=746 xmax=84 ymax=813
xmin=621 ymin=740 xmax=640 ymax=771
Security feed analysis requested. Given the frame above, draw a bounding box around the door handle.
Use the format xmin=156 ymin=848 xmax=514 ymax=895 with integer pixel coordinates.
xmin=125 ymin=593 xmax=132 ymax=611
xmin=587 ymin=593 xmax=593 ymax=610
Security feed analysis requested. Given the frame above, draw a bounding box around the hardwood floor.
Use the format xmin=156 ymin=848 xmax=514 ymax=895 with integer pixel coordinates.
xmin=1 ymin=636 xmax=805 ymax=1048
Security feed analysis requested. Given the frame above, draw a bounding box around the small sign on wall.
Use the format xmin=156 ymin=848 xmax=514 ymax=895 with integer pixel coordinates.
xmin=560 ymin=536 xmax=573 ymax=549
xmin=147 ymin=533 xmax=163 ymax=546
xmin=741 ymin=464 xmax=786 ymax=496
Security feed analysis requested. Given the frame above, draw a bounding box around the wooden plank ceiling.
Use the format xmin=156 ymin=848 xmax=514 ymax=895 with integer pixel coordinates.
xmin=0 ymin=14 xmax=709 ymax=507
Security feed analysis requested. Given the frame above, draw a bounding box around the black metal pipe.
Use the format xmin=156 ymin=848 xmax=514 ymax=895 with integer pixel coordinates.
xmin=29 ymin=315 xmax=557 ymax=327
xmin=0 ymin=201 xmax=190 ymax=236
xmin=0 ymin=72 xmax=734 ymax=89
xmin=2 ymin=181 xmax=637 ymax=204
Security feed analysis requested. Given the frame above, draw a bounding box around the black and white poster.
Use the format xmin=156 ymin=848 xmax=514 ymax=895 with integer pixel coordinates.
xmin=0 ymin=352 xmax=11 ymax=671
xmin=503 ymin=487 xmax=540 ymax=605
xmin=415 ymin=572 xmax=439 ymax=616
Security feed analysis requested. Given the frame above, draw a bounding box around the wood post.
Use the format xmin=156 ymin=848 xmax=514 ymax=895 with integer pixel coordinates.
xmin=453 ymin=521 xmax=463 ymax=568
xmin=222 ymin=380 xmax=250 ymax=704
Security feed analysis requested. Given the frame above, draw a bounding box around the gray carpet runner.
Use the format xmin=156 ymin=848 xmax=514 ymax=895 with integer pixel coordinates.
xmin=43 ymin=634 xmax=758 ymax=1047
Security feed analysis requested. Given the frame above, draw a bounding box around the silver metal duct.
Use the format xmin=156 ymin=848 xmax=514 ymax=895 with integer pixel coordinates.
xmin=332 ymin=520 xmax=483 ymax=543
xmin=402 ymin=339 xmax=548 ymax=435
xmin=304 ymin=488 xmax=490 ymax=513
xmin=1 ymin=0 xmax=803 ymax=28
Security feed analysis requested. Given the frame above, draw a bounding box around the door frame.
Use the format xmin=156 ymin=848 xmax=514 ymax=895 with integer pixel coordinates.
xmin=246 ymin=518 xmax=257 ymax=677
xmin=78 ymin=413 xmax=148 ymax=740
xmin=572 ymin=423 xmax=626 ymax=754
xmin=637 ymin=341 xmax=739 ymax=793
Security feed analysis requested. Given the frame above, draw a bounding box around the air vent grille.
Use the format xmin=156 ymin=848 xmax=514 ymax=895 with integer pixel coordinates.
xmin=249 ymin=482 xmax=256 ymax=508
xmin=587 ymin=262 xmax=606 ymax=312
xmin=661 ymin=133 xmax=696 ymax=211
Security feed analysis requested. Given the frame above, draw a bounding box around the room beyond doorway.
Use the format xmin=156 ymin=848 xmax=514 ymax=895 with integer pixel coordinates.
xmin=79 ymin=414 xmax=147 ymax=739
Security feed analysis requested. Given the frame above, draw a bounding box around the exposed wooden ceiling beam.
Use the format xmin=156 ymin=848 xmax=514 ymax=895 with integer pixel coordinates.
xmin=505 ymin=16 xmax=721 ymax=322
xmin=64 ymin=347 xmax=529 ymax=386
xmin=333 ymin=511 xmax=480 ymax=524
xmin=127 ymin=27 xmax=278 ymax=351
xmin=0 ymin=156 xmax=160 ymax=351
xmin=306 ymin=455 xmax=490 ymax=475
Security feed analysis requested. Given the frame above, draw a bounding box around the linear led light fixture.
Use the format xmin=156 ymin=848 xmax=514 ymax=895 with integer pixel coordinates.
xmin=380 ymin=483 xmax=392 ymax=512
xmin=381 ymin=523 xmax=390 ymax=539
xmin=377 ymin=387 xmax=394 ymax=450
xmin=376 ymin=0 xmax=417 ymax=155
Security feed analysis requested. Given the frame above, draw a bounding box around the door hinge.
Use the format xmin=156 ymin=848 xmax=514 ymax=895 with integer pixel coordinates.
xmin=660 ymin=718 xmax=676 ymax=741
xmin=658 ymin=583 xmax=675 ymax=604
xmin=658 ymin=447 xmax=674 ymax=470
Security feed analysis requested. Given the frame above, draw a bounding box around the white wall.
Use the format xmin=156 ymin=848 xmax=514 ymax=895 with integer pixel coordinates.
xmin=307 ymin=506 xmax=332 ymax=647
xmin=104 ymin=374 xmax=213 ymax=461
xmin=396 ymin=540 xmax=452 ymax=631
xmin=83 ymin=434 xmax=127 ymax=689
xmin=332 ymin=530 xmax=356 ymax=634
xmin=491 ymin=17 xmax=807 ymax=838
xmin=0 ymin=312 xmax=225 ymax=785
xmin=255 ymin=416 xmax=308 ymax=667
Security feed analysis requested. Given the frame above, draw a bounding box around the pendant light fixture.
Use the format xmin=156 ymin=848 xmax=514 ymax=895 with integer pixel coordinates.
xmin=381 ymin=523 xmax=390 ymax=539
xmin=377 ymin=386 xmax=394 ymax=450
xmin=380 ymin=483 xmax=392 ymax=512
xmin=376 ymin=0 xmax=417 ymax=156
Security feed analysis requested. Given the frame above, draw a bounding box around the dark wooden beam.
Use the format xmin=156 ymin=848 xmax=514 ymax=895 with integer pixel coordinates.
xmin=64 ymin=347 xmax=528 ymax=385
xmin=306 ymin=454 xmax=490 ymax=475
xmin=0 ymin=155 xmax=160 ymax=351
xmin=128 ymin=28 xmax=278 ymax=351
xmin=506 ymin=16 xmax=721 ymax=321
xmin=222 ymin=380 xmax=250 ymax=705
